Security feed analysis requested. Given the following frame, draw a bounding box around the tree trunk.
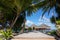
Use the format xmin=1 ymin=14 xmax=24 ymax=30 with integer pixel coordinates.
xmin=20 ymin=12 xmax=26 ymax=33
xmin=20 ymin=20 xmax=26 ymax=33
xmin=20 ymin=26 xmax=25 ymax=33
xmin=10 ymin=8 xmax=20 ymax=29
xmin=10 ymin=15 xmax=19 ymax=28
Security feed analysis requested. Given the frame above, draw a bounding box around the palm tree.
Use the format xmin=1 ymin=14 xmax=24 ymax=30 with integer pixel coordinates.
xmin=0 ymin=0 xmax=48 ymax=33
xmin=37 ymin=0 xmax=60 ymax=17
xmin=10 ymin=0 xmax=50 ymax=28
xmin=0 ymin=0 xmax=60 ymax=33
xmin=50 ymin=17 xmax=60 ymax=37
xmin=38 ymin=0 xmax=60 ymax=36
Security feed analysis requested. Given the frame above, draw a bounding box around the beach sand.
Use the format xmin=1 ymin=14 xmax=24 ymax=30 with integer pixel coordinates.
xmin=12 ymin=31 xmax=56 ymax=40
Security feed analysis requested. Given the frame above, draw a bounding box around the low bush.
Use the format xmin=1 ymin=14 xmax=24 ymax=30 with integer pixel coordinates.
xmin=1 ymin=29 xmax=13 ymax=40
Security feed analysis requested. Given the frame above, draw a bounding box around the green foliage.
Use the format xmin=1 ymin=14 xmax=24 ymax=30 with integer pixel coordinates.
xmin=58 ymin=28 xmax=60 ymax=30
xmin=1 ymin=29 xmax=13 ymax=40
xmin=56 ymin=5 xmax=60 ymax=18
xmin=50 ymin=16 xmax=56 ymax=24
xmin=0 ymin=0 xmax=45 ymax=27
xmin=48 ymin=30 xmax=57 ymax=36
xmin=39 ymin=0 xmax=56 ymax=16
xmin=0 ymin=30 xmax=3 ymax=33
xmin=12 ymin=26 xmax=22 ymax=33
xmin=56 ymin=20 xmax=60 ymax=25
xmin=28 ymin=27 xmax=32 ymax=31
xmin=50 ymin=16 xmax=60 ymax=24
xmin=0 ymin=38 xmax=2 ymax=40
xmin=1 ymin=0 xmax=59 ymax=34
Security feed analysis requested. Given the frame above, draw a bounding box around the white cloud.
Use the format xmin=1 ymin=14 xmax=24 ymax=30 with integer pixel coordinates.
xmin=38 ymin=16 xmax=51 ymax=26
xmin=39 ymin=16 xmax=50 ymax=23
xmin=37 ymin=22 xmax=43 ymax=25
xmin=25 ymin=20 xmax=34 ymax=26
xmin=43 ymin=16 xmax=50 ymax=21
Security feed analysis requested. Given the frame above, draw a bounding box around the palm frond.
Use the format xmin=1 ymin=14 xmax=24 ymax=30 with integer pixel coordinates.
xmin=26 ymin=0 xmax=49 ymax=16
xmin=42 ymin=5 xmax=50 ymax=17
xmin=50 ymin=16 xmax=56 ymax=24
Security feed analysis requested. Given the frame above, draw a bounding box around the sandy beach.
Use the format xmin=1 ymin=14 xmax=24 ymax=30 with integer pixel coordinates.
xmin=12 ymin=31 xmax=56 ymax=40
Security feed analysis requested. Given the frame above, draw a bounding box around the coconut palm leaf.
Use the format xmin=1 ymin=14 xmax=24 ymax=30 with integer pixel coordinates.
xmin=50 ymin=16 xmax=56 ymax=24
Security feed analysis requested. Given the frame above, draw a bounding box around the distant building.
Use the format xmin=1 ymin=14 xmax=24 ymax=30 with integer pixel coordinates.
xmin=25 ymin=25 xmax=29 ymax=30
xmin=25 ymin=24 xmax=50 ymax=33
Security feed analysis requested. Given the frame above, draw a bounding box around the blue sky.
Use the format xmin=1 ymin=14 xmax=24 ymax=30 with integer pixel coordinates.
xmin=26 ymin=9 xmax=57 ymax=30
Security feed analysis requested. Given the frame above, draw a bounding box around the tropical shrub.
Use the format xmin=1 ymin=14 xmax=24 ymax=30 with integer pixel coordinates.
xmin=28 ymin=27 xmax=32 ymax=31
xmin=48 ymin=30 xmax=57 ymax=36
xmin=1 ymin=29 xmax=13 ymax=40
xmin=0 ymin=38 xmax=2 ymax=40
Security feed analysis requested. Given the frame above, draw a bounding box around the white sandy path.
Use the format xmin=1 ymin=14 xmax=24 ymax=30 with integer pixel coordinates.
xmin=13 ymin=31 xmax=55 ymax=39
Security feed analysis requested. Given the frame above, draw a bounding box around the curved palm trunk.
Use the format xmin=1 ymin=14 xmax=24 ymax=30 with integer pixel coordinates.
xmin=20 ymin=22 xmax=25 ymax=33
xmin=10 ymin=8 xmax=20 ymax=29
xmin=10 ymin=15 xmax=19 ymax=28
xmin=20 ymin=11 xmax=26 ymax=33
